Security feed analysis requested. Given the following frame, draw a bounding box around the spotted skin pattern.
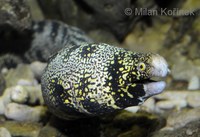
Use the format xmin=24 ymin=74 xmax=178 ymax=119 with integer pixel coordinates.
xmin=24 ymin=20 xmax=93 ymax=62
xmin=41 ymin=43 xmax=155 ymax=119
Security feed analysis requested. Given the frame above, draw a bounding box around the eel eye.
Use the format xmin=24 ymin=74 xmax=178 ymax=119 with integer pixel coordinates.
xmin=138 ymin=62 xmax=146 ymax=71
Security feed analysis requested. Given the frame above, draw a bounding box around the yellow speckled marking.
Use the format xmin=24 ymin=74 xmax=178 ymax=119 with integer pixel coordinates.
xmin=90 ymin=99 xmax=95 ymax=102
xmin=111 ymin=92 xmax=115 ymax=95
xmin=64 ymin=99 xmax=70 ymax=104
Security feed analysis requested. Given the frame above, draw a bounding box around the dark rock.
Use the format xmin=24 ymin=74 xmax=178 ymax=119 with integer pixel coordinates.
xmin=158 ymin=11 xmax=200 ymax=83
xmin=151 ymin=120 xmax=200 ymax=137
xmin=0 ymin=74 xmax=5 ymax=96
xmin=0 ymin=0 xmax=31 ymax=31
xmin=164 ymin=108 xmax=200 ymax=130
xmin=103 ymin=111 xmax=165 ymax=137
xmin=0 ymin=0 xmax=32 ymax=59
xmin=37 ymin=0 xmax=157 ymax=41
xmin=5 ymin=64 xmax=36 ymax=87
xmin=0 ymin=54 xmax=22 ymax=70
xmin=38 ymin=125 xmax=68 ymax=137
xmin=44 ymin=111 xmax=165 ymax=137
xmin=0 ymin=121 xmax=42 ymax=137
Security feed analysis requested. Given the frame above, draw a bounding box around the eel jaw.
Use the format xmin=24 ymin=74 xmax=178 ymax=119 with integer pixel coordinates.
xmin=143 ymin=81 xmax=166 ymax=99
xmin=139 ymin=54 xmax=169 ymax=102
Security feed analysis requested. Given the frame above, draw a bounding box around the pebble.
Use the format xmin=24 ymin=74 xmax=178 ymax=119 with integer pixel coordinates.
xmin=125 ymin=106 xmax=140 ymax=113
xmin=10 ymin=85 xmax=29 ymax=104
xmin=1 ymin=67 xmax=8 ymax=75
xmin=5 ymin=64 xmax=36 ymax=87
xmin=0 ymin=121 xmax=42 ymax=137
xmin=156 ymin=99 xmax=187 ymax=110
xmin=38 ymin=125 xmax=63 ymax=137
xmin=140 ymin=98 xmax=156 ymax=112
xmin=0 ymin=85 xmax=44 ymax=115
xmin=186 ymin=92 xmax=200 ymax=108
xmin=0 ymin=74 xmax=5 ymax=95
xmin=186 ymin=129 xmax=193 ymax=136
xmin=188 ymin=76 xmax=200 ymax=90
xmin=154 ymin=90 xmax=200 ymax=111
xmin=154 ymin=90 xmax=189 ymax=100
xmin=30 ymin=61 xmax=47 ymax=80
xmin=5 ymin=103 xmax=47 ymax=122
xmin=171 ymin=57 xmax=200 ymax=82
xmin=17 ymin=79 xmax=38 ymax=86
xmin=0 ymin=127 xmax=11 ymax=137
xmin=151 ymin=120 xmax=200 ymax=137
xmin=0 ymin=87 xmax=12 ymax=114
xmin=10 ymin=85 xmax=44 ymax=105
xmin=165 ymin=108 xmax=200 ymax=130
xmin=0 ymin=102 xmax=5 ymax=115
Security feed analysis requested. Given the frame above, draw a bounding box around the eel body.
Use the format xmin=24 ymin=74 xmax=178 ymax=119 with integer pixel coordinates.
xmin=25 ymin=20 xmax=93 ymax=62
xmin=41 ymin=42 xmax=168 ymax=120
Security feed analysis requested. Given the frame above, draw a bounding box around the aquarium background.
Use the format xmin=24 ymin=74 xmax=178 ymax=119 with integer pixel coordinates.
xmin=0 ymin=0 xmax=200 ymax=137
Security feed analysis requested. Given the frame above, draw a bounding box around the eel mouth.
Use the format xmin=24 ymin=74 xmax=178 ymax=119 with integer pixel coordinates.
xmin=142 ymin=78 xmax=166 ymax=99
xmin=135 ymin=77 xmax=166 ymax=99
xmin=141 ymin=54 xmax=169 ymax=99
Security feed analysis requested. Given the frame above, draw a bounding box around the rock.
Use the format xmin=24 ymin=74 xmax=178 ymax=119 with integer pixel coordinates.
xmin=171 ymin=58 xmax=200 ymax=82
xmin=0 ymin=0 xmax=31 ymax=31
xmin=0 ymin=115 xmax=5 ymax=122
xmin=187 ymin=92 xmax=200 ymax=108
xmin=0 ymin=84 xmax=43 ymax=115
xmin=0 ymin=74 xmax=5 ymax=96
xmin=154 ymin=90 xmax=189 ymax=100
xmin=15 ymin=85 xmax=44 ymax=105
xmin=106 ymin=111 xmax=165 ymax=137
xmin=188 ymin=76 xmax=200 ymax=90
xmin=0 ymin=121 xmax=42 ymax=137
xmin=140 ymin=98 xmax=156 ymax=113
xmin=10 ymin=85 xmax=29 ymax=104
xmin=5 ymin=64 xmax=36 ymax=87
xmin=164 ymin=108 xmax=200 ymax=130
xmin=26 ymin=0 xmax=44 ymax=20
xmin=30 ymin=61 xmax=47 ymax=80
xmin=125 ymin=106 xmax=140 ymax=113
xmin=154 ymin=90 xmax=200 ymax=110
xmin=0 ymin=0 xmax=32 ymax=61
xmin=182 ymin=0 xmax=200 ymax=11
xmin=0 ymin=54 xmax=23 ymax=71
xmin=41 ymin=110 xmax=165 ymax=137
xmin=0 ymin=87 xmax=13 ymax=114
xmin=0 ymin=101 xmax=5 ymax=115
xmin=37 ymin=0 xmax=157 ymax=40
xmin=159 ymin=12 xmax=200 ymax=85
xmin=5 ymin=103 xmax=47 ymax=122
xmin=151 ymin=120 xmax=200 ymax=137
xmin=38 ymin=125 xmax=67 ymax=137
xmin=117 ymin=125 xmax=147 ymax=137
xmin=1 ymin=67 xmax=8 ymax=75
xmin=123 ymin=17 xmax=171 ymax=53
xmin=154 ymin=90 xmax=200 ymax=112
xmin=10 ymin=85 xmax=44 ymax=105
xmin=156 ymin=100 xmax=187 ymax=110
xmin=88 ymin=29 xmax=119 ymax=45
xmin=17 ymin=79 xmax=38 ymax=86
xmin=0 ymin=127 xmax=11 ymax=137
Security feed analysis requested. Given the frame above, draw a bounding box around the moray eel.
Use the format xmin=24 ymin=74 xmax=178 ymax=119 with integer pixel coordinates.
xmin=24 ymin=20 xmax=93 ymax=62
xmin=0 ymin=20 xmax=92 ymax=65
xmin=41 ymin=43 xmax=169 ymax=120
